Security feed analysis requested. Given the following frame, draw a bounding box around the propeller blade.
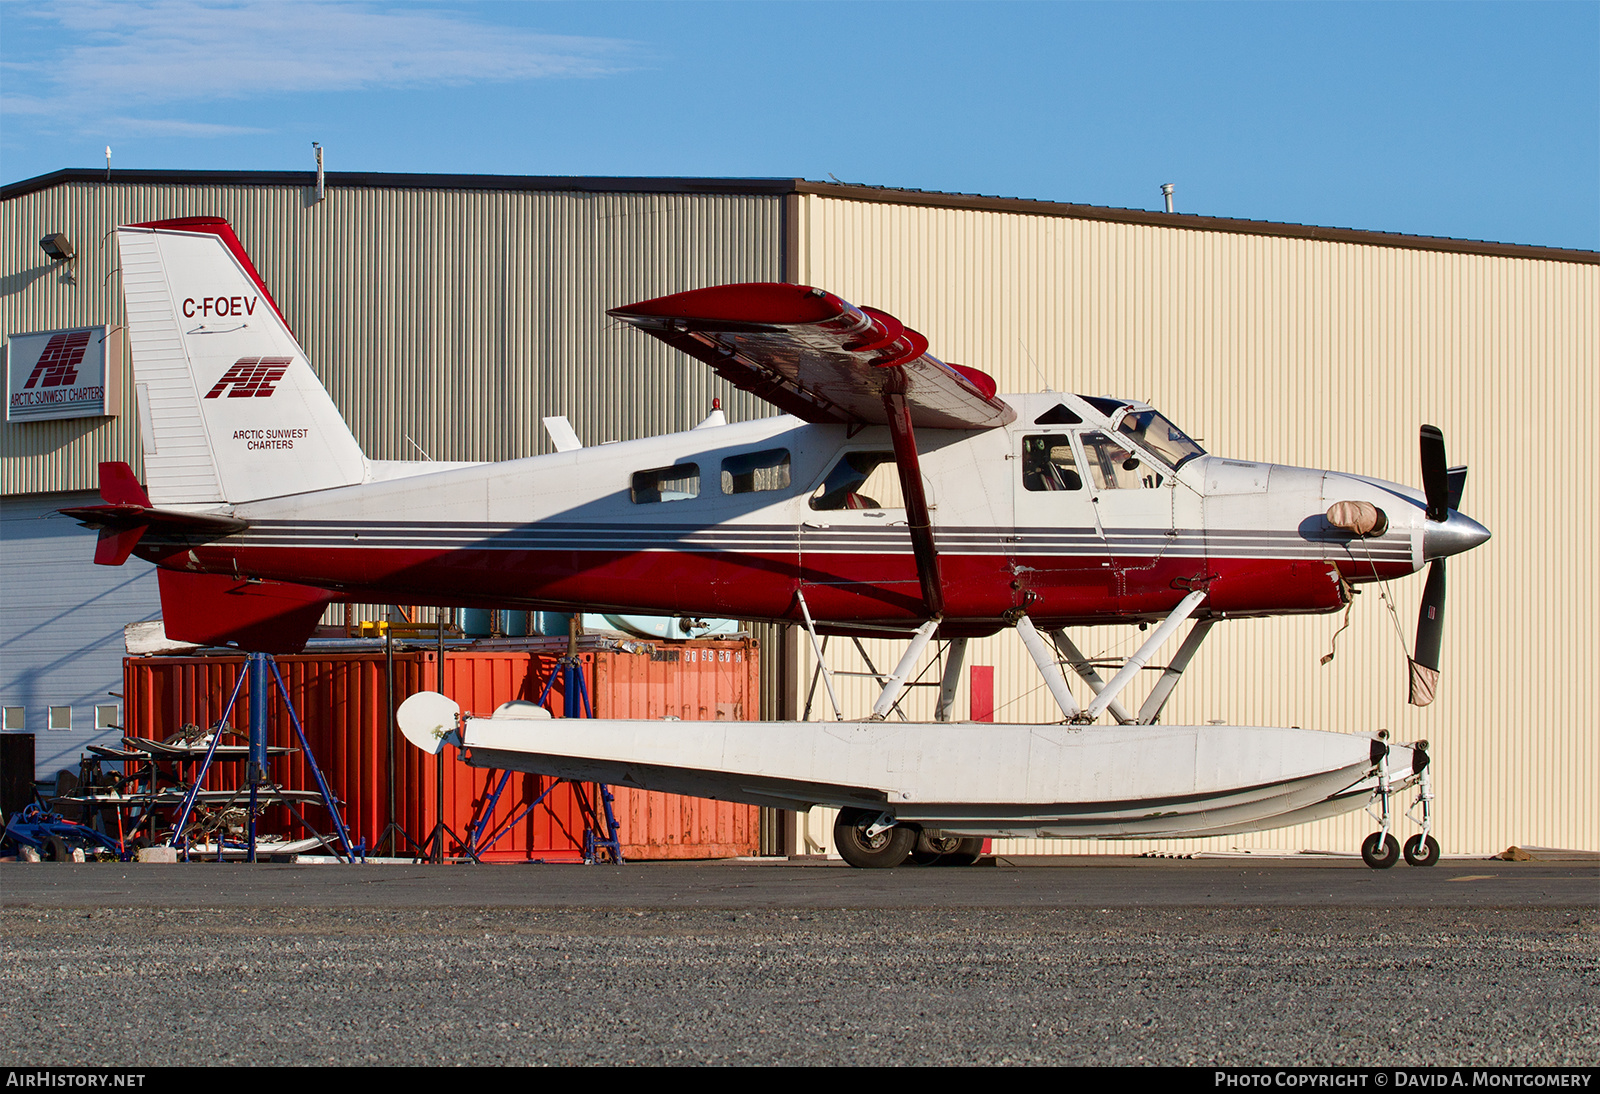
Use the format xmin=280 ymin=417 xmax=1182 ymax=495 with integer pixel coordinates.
xmin=1446 ymin=465 xmax=1468 ymax=512
xmin=1408 ymin=559 xmax=1447 ymax=707
xmin=1420 ymin=424 xmax=1449 ymax=522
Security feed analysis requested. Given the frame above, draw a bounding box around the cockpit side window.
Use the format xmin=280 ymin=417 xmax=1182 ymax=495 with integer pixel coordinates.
xmin=1116 ymin=409 xmax=1204 ymax=469
xmin=810 ymin=451 xmax=900 ymax=510
xmin=1081 ymin=432 xmax=1163 ymax=490
xmin=1021 ymin=435 xmax=1083 ymax=491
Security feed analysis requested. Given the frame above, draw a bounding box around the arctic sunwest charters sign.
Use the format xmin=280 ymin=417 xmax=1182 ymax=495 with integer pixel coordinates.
xmin=6 ymin=325 xmax=120 ymax=422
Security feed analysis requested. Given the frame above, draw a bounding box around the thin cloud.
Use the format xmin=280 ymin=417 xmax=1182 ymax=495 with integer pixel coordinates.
xmin=102 ymin=116 xmax=271 ymax=138
xmin=6 ymin=1 xmax=637 ymax=133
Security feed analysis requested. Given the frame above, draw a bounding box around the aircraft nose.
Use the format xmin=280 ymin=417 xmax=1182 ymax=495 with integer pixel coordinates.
xmin=1423 ymin=510 xmax=1491 ymax=561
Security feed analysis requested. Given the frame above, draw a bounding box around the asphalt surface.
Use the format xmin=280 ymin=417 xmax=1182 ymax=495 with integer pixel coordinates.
xmin=3 ymin=856 xmax=1596 ymax=1067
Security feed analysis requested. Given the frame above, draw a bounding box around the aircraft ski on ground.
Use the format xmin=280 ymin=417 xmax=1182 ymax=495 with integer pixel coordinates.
xmin=68 ymin=218 xmax=1491 ymax=868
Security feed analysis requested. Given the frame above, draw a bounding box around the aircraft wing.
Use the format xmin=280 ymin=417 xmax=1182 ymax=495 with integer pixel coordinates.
xmin=609 ymin=284 xmax=1015 ymax=430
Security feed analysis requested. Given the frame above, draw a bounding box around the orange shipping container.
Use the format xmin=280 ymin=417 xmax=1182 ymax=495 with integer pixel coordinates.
xmin=121 ymin=638 xmax=761 ymax=861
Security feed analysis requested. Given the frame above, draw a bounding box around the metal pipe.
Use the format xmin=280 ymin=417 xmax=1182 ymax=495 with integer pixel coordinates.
xmin=1015 ymin=614 xmax=1081 ymax=720
xmin=796 ymin=588 xmax=843 ymax=721
xmin=1049 ymin=630 xmax=1136 ymax=725
xmin=870 ymin=619 xmax=940 ymax=719
xmin=384 ymin=607 xmax=395 ymax=853
xmin=435 ymin=608 xmax=446 ymax=863
xmin=934 ymin=638 xmax=968 ymax=722
xmin=247 ymin=652 xmax=269 ymax=863
xmin=1135 ymin=617 xmax=1216 ymax=724
xmin=1084 ymin=590 xmax=1207 ymax=721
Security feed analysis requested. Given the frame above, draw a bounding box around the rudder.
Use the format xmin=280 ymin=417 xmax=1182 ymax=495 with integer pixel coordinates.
xmin=117 ymin=218 xmax=366 ymax=505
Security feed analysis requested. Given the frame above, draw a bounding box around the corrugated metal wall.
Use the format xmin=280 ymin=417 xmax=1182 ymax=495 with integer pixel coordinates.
xmin=0 ymin=492 xmax=159 ymax=775
xmin=795 ymin=195 xmax=1598 ymax=856
xmin=3 ymin=180 xmax=783 ymax=492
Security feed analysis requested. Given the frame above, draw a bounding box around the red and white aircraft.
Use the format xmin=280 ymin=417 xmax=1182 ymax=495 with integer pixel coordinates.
xmin=69 ymin=217 xmax=1490 ymax=868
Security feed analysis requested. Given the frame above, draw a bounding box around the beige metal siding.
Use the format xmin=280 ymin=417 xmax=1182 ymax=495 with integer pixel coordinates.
xmin=796 ymin=194 xmax=1598 ymax=856
xmin=3 ymin=181 xmax=781 ymax=491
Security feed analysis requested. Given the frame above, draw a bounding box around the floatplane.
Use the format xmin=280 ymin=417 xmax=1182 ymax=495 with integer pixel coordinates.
xmin=67 ymin=218 xmax=1489 ymax=867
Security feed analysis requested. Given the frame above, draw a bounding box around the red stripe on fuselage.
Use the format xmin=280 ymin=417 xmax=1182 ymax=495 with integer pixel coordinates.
xmin=142 ymin=543 xmax=1411 ymax=626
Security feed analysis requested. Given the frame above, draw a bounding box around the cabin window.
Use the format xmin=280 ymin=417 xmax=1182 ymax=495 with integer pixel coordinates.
xmin=810 ymin=451 xmax=902 ymax=510
xmin=1081 ymin=432 xmax=1163 ymax=489
xmin=631 ymin=463 xmax=700 ymax=504
xmin=721 ymin=449 xmax=791 ymax=495
xmin=48 ymin=706 xmax=72 ymax=731
xmin=1033 ymin=403 xmax=1083 ymax=425
xmin=1022 ymin=435 xmax=1084 ymax=491
xmin=1116 ymin=409 xmax=1205 ymax=469
xmin=2 ymin=707 xmax=23 ymax=731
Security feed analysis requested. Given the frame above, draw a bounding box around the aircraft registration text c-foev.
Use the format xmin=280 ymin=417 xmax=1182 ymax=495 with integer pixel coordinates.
xmin=182 ymin=295 xmax=261 ymax=319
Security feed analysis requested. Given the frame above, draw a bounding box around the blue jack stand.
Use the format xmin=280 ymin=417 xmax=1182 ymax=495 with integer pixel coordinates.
xmin=168 ymin=651 xmax=357 ymax=862
xmin=467 ymin=653 xmax=623 ymax=864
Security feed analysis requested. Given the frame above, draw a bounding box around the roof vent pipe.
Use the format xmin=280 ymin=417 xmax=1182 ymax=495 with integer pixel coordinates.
xmin=1161 ymin=183 xmax=1175 ymax=214
xmin=313 ymin=142 xmax=325 ymax=202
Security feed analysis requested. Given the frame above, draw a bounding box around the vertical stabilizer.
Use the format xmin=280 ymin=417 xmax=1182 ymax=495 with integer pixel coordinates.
xmin=116 ymin=218 xmax=365 ymax=505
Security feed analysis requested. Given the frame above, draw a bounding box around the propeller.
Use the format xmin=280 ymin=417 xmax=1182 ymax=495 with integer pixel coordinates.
xmin=1409 ymin=425 xmax=1477 ymax=707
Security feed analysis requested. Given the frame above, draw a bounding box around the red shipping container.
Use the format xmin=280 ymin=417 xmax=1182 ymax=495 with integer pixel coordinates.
xmin=121 ymin=639 xmax=761 ymax=862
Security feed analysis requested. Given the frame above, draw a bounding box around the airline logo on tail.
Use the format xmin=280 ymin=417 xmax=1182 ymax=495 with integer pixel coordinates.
xmin=204 ymin=357 xmax=291 ymax=399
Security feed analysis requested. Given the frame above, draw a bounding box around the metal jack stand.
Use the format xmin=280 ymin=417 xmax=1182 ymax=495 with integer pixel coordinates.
xmin=465 ymin=639 xmax=622 ymax=864
xmin=538 ymin=642 xmax=621 ymax=865
xmin=168 ymin=652 xmax=356 ymax=863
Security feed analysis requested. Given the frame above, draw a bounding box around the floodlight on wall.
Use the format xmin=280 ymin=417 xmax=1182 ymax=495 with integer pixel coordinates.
xmin=40 ymin=233 xmax=74 ymax=262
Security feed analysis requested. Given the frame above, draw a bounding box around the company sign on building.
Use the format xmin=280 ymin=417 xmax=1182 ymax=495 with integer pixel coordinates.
xmin=6 ymin=326 xmax=120 ymax=422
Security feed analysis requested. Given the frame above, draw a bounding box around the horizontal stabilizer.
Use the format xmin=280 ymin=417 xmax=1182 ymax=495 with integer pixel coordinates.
xmin=156 ymin=569 xmax=333 ymax=654
xmin=59 ymin=462 xmax=247 ymax=565
xmin=610 ymin=284 xmax=1015 ymax=430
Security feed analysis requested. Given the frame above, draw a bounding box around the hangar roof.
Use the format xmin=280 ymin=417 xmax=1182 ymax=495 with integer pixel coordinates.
xmin=5 ymin=168 xmax=1595 ymax=266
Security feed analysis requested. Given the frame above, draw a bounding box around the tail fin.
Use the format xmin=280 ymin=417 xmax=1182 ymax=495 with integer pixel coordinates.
xmin=116 ymin=217 xmax=365 ymax=505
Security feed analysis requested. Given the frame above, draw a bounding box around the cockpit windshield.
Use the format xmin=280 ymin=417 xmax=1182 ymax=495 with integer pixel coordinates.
xmin=1116 ymin=409 xmax=1205 ymax=469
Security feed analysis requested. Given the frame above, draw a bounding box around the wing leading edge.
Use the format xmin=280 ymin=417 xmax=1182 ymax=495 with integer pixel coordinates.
xmin=608 ymin=284 xmax=1015 ymax=431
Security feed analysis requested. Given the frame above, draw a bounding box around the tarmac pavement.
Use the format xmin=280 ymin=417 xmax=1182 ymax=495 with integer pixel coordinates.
xmin=2 ymin=855 xmax=1595 ymax=1066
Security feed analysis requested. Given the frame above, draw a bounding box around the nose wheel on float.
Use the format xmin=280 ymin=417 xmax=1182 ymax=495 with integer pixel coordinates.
xmin=1362 ymin=735 xmax=1438 ymax=869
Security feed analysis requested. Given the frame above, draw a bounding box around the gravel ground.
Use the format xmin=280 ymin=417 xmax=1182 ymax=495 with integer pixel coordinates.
xmin=2 ymin=904 xmax=1594 ymax=1066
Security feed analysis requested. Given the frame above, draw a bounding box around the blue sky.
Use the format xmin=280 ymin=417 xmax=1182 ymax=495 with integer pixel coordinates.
xmin=2 ymin=1 xmax=1596 ymax=250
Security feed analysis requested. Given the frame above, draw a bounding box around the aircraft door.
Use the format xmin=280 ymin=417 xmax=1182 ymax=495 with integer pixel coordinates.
xmin=1012 ymin=432 xmax=1119 ymax=617
xmin=1078 ymin=430 xmax=1203 ymax=614
xmin=799 ymin=450 xmax=927 ymax=619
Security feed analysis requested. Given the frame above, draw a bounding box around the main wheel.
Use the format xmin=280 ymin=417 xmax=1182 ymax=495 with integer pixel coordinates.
xmin=1403 ymin=834 xmax=1441 ymax=867
xmin=834 ymin=808 xmax=916 ymax=869
xmin=909 ymin=830 xmax=962 ymax=866
xmin=1361 ymin=832 xmax=1400 ymax=869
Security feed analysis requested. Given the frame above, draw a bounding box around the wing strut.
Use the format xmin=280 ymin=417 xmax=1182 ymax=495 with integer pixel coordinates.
xmin=882 ymin=391 xmax=944 ymax=619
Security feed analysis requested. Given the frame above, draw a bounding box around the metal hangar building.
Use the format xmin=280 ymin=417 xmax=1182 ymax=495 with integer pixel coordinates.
xmin=2 ymin=168 xmax=1594 ymax=856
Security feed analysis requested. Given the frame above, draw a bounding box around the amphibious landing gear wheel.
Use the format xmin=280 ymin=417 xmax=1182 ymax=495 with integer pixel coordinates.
xmin=910 ymin=830 xmax=962 ymax=866
xmin=1361 ymin=832 xmax=1400 ymax=870
xmin=834 ymin=808 xmax=916 ymax=869
xmin=1403 ymin=834 xmax=1441 ymax=867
